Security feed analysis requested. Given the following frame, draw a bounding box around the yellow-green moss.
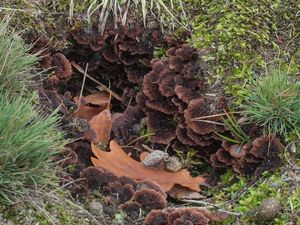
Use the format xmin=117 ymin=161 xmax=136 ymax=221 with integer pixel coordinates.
xmin=190 ymin=0 xmax=300 ymax=103
xmin=213 ymin=170 xmax=300 ymax=224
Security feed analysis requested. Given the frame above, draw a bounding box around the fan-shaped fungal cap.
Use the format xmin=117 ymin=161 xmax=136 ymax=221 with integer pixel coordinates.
xmin=250 ymin=135 xmax=283 ymax=159
xmin=120 ymin=202 xmax=142 ymax=216
xmin=147 ymin=112 xmax=176 ymax=144
xmin=143 ymin=210 xmax=168 ymax=225
xmin=144 ymin=207 xmax=223 ymax=225
xmin=80 ymin=167 xmax=117 ymax=189
xmin=168 ymin=208 xmax=209 ymax=225
xmin=136 ymin=180 xmax=167 ymax=199
xmin=184 ymin=98 xmax=216 ymax=135
xmin=133 ymin=189 xmax=167 ymax=211
xmin=51 ymin=53 xmax=72 ymax=80
xmin=103 ymin=181 xmax=134 ymax=203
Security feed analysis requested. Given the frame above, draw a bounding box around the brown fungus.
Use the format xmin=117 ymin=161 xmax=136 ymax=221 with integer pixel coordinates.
xmin=210 ymin=135 xmax=284 ymax=176
xmin=103 ymin=181 xmax=134 ymax=203
xmin=80 ymin=167 xmax=118 ymax=189
xmin=133 ymin=189 xmax=167 ymax=211
xmin=143 ymin=210 xmax=168 ymax=225
xmin=137 ymin=44 xmax=226 ymax=160
xmin=69 ymin=22 xmax=160 ymax=109
xmin=120 ymin=202 xmax=142 ymax=217
xmin=147 ymin=111 xmax=176 ymax=144
xmin=144 ymin=207 xmax=223 ymax=225
xmin=51 ymin=53 xmax=72 ymax=80
xmin=184 ymin=98 xmax=217 ymax=135
xmin=136 ymin=180 xmax=167 ymax=199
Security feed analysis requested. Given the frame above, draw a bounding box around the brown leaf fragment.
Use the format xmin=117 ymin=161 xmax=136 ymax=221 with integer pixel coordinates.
xmin=167 ymin=185 xmax=206 ymax=200
xmin=73 ymin=105 xmax=104 ymax=121
xmin=86 ymin=109 xmax=112 ymax=145
xmin=81 ymin=92 xmax=110 ymax=106
xmin=91 ymin=140 xmax=206 ymax=192
xmin=72 ymin=94 xmax=110 ymax=121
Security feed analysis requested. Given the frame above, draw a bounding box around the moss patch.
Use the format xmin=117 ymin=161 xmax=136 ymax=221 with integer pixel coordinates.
xmin=190 ymin=0 xmax=300 ymax=103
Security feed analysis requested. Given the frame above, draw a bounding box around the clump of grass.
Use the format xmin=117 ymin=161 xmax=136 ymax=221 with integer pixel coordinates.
xmin=84 ymin=0 xmax=189 ymax=33
xmin=0 ymin=92 xmax=65 ymax=205
xmin=241 ymin=70 xmax=300 ymax=140
xmin=0 ymin=14 xmax=38 ymax=93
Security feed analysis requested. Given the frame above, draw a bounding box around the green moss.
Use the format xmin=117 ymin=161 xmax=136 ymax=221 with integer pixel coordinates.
xmin=214 ymin=171 xmax=300 ymax=224
xmin=0 ymin=192 xmax=94 ymax=225
xmin=190 ymin=0 xmax=300 ymax=103
xmin=153 ymin=46 xmax=168 ymax=58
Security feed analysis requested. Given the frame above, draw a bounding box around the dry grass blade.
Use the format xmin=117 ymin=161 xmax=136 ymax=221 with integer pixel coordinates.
xmin=68 ymin=0 xmax=74 ymax=24
xmin=156 ymin=0 xmax=189 ymax=31
xmin=141 ymin=0 xmax=147 ymax=26
xmin=195 ymin=120 xmax=224 ymax=126
xmin=191 ymin=113 xmax=229 ymax=121
xmin=87 ymin=0 xmax=102 ymax=26
xmin=77 ymin=63 xmax=88 ymax=110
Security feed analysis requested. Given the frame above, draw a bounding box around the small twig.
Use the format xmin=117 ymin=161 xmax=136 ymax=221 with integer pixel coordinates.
xmin=164 ymin=142 xmax=171 ymax=152
xmin=78 ymin=63 xmax=88 ymax=110
xmin=181 ymin=199 xmax=242 ymax=216
xmin=133 ymin=217 xmax=146 ymax=224
xmin=191 ymin=112 xmax=241 ymax=121
xmin=142 ymin=144 xmax=153 ymax=152
xmin=71 ymin=61 xmax=121 ymax=101
xmin=68 ymin=0 xmax=74 ymax=25
xmin=122 ymin=133 xmax=155 ymax=147
xmin=194 ymin=119 xmax=224 ymax=126
xmin=124 ymin=96 xmax=133 ymax=114
xmin=67 ymin=136 xmax=86 ymax=144
xmin=181 ymin=199 xmax=217 ymax=207
xmin=217 ymin=209 xmax=242 ymax=216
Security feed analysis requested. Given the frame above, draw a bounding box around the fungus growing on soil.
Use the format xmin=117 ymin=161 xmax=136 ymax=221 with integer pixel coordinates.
xmin=30 ymin=36 xmax=72 ymax=83
xmin=80 ymin=166 xmax=168 ymax=213
xmin=144 ymin=207 xmax=224 ymax=225
xmin=51 ymin=53 xmax=72 ymax=80
xmin=111 ymin=106 xmax=144 ymax=146
xmin=120 ymin=202 xmax=143 ymax=216
xmin=210 ymin=135 xmax=284 ymax=176
xmin=103 ymin=181 xmax=135 ymax=203
xmin=69 ymin=23 xmax=161 ymax=107
xmin=136 ymin=44 xmax=226 ymax=159
xmin=133 ymin=189 xmax=167 ymax=210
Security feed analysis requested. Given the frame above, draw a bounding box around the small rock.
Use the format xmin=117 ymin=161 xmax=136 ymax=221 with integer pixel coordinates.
xmin=165 ymin=156 xmax=182 ymax=172
xmin=268 ymin=182 xmax=280 ymax=189
xmin=89 ymin=200 xmax=103 ymax=216
xmin=257 ymin=197 xmax=281 ymax=221
xmin=142 ymin=150 xmax=169 ymax=168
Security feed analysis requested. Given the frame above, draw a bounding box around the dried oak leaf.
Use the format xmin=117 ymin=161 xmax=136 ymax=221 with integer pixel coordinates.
xmin=167 ymin=185 xmax=206 ymax=200
xmin=91 ymin=140 xmax=206 ymax=192
xmin=73 ymin=105 xmax=105 ymax=121
xmin=86 ymin=109 xmax=112 ymax=145
xmin=72 ymin=93 xmax=110 ymax=121
xmin=80 ymin=92 xmax=110 ymax=106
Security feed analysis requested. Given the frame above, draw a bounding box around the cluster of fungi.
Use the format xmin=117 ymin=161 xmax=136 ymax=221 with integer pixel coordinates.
xmin=30 ymin=21 xmax=284 ymax=224
xmin=136 ymin=44 xmax=226 ymax=162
